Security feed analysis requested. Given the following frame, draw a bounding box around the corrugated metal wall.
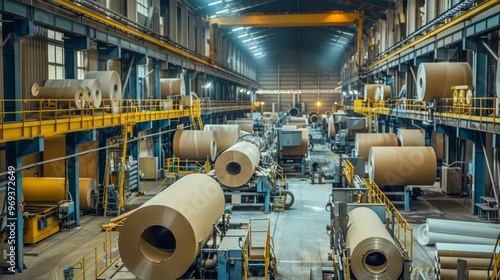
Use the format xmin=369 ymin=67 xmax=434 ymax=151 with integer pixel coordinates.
xmin=21 ymin=27 xmax=48 ymax=99
xmin=257 ymin=50 xmax=341 ymax=114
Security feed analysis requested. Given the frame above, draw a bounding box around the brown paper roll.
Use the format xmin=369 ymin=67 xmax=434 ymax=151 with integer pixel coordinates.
xmin=376 ymin=85 xmax=392 ymax=100
xmin=432 ymin=132 xmax=445 ymax=160
xmin=231 ymin=119 xmax=254 ymax=133
xmin=23 ymin=177 xmax=97 ymax=209
xmin=118 ymin=174 xmax=224 ymax=280
xmin=44 ymin=79 xmax=103 ymax=108
xmin=282 ymin=127 xmax=309 ymax=157
xmin=215 ymin=141 xmax=260 ymax=187
xmin=397 ymin=129 xmax=424 ymax=146
xmin=328 ymin=116 xmax=335 ymax=139
xmin=347 ymin=207 xmax=403 ymax=279
xmin=32 ymin=83 xmax=87 ymax=109
xmin=173 ymin=130 xmax=217 ymax=161
xmin=309 ymin=112 xmax=319 ymax=123
xmin=85 ymin=71 xmax=122 ymax=113
xmin=203 ymin=125 xmax=240 ymax=151
xmin=369 ymin=147 xmax=437 ymax=186
xmin=439 ymin=256 xmax=491 ymax=269
xmin=160 ymin=78 xmax=185 ymax=97
xmin=439 ymin=268 xmax=488 ymax=280
xmin=354 ymin=133 xmax=398 ymax=159
xmin=364 ymin=84 xmax=380 ymax=100
xmin=416 ymin=62 xmax=472 ymax=101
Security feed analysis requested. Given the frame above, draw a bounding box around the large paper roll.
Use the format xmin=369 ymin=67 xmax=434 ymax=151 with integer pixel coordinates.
xmin=432 ymin=132 xmax=445 ymax=160
xmin=23 ymin=177 xmax=97 ymax=209
xmin=364 ymin=84 xmax=380 ymax=100
xmin=32 ymin=83 xmax=87 ymax=109
xmin=118 ymin=174 xmax=224 ymax=280
xmin=44 ymin=79 xmax=103 ymax=108
xmin=84 ymin=71 xmax=122 ymax=113
xmin=204 ymin=125 xmax=240 ymax=151
xmin=215 ymin=141 xmax=260 ymax=187
xmin=309 ymin=112 xmax=319 ymax=123
xmin=375 ymin=85 xmax=392 ymax=101
xmin=439 ymin=268 xmax=488 ymax=280
xmin=397 ymin=129 xmax=424 ymax=146
xmin=369 ymin=146 xmax=437 ymax=186
xmin=328 ymin=116 xmax=335 ymax=139
xmin=347 ymin=207 xmax=403 ymax=279
xmin=288 ymin=116 xmax=308 ymax=128
xmin=416 ymin=62 xmax=472 ymax=101
xmin=282 ymin=127 xmax=309 ymax=157
xmin=354 ymin=133 xmax=398 ymax=159
xmin=229 ymin=119 xmax=254 ymax=133
xmin=160 ymin=78 xmax=185 ymax=97
xmin=288 ymin=107 xmax=300 ymax=117
xmin=439 ymin=256 xmax=491 ymax=269
xmin=173 ymin=130 xmax=217 ymax=161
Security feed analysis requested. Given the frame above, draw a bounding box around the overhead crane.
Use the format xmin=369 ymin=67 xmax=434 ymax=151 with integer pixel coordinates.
xmin=209 ymin=11 xmax=364 ymax=78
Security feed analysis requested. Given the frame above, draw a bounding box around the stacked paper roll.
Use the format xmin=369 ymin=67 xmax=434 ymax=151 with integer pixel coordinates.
xmin=31 ymin=83 xmax=88 ymax=109
xmin=416 ymin=218 xmax=500 ymax=246
xmin=436 ymin=243 xmax=494 ymax=280
xmin=354 ymin=133 xmax=398 ymax=159
xmin=328 ymin=116 xmax=335 ymax=139
xmin=23 ymin=177 xmax=97 ymax=209
xmin=364 ymin=84 xmax=380 ymax=100
xmin=204 ymin=125 xmax=240 ymax=151
xmin=416 ymin=62 xmax=472 ymax=101
xmin=369 ymin=146 xmax=437 ymax=186
xmin=288 ymin=107 xmax=300 ymax=117
xmin=231 ymin=119 xmax=254 ymax=133
xmin=375 ymin=85 xmax=391 ymax=101
xmin=281 ymin=127 xmax=309 ymax=157
xmin=85 ymin=71 xmax=122 ymax=113
xmin=118 ymin=174 xmax=224 ymax=280
xmin=44 ymin=79 xmax=103 ymax=108
xmin=173 ymin=130 xmax=217 ymax=161
xmin=215 ymin=141 xmax=260 ymax=187
xmin=347 ymin=207 xmax=403 ymax=279
xmin=397 ymin=129 xmax=424 ymax=146
xmin=160 ymin=78 xmax=185 ymax=97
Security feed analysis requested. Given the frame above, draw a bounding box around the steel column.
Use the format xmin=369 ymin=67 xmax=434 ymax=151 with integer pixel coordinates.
xmin=153 ymin=59 xmax=161 ymax=98
xmin=472 ymin=140 xmax=487 ymax=215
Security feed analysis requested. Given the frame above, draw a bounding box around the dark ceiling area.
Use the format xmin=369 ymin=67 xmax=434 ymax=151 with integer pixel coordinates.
xmin=187 ymin=0 xmax=394 ymax=63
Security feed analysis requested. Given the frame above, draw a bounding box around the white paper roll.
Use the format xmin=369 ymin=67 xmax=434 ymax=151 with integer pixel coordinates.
xmin=215 ymin=141 xmax=260 ymax=187
xmin=204 ymin=124 xmax=240 ymax=151
xmin=44 ymin=79 xmax=103 ymax=108
xmin=32 ymin=83 xmax=87 ymax=109
xmin=118 ymin=174 xmax=224 ymax=280
xmin=347 ymin=207 xmax=403 ymax=279
xmin=173 ymin=130 xmax=217 ymax=161
xmin=84 ymin=71 xmax=122 ymax=113
xmin=160 ymin=78 xmax=185 ymax=97
xmin=416 ymin=62 xmax=472 ymax=101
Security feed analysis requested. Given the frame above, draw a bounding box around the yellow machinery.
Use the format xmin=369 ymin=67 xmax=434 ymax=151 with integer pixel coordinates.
xmin=23 ymin=200 xmax=75 ymax=244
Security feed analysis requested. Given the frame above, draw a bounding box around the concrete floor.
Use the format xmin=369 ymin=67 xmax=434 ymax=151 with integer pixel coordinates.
xmin=3 ymin=143 xmax=487 ymax=280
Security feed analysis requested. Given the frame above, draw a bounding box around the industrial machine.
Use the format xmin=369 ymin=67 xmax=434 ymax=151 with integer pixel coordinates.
xmin=276 ymin=128 xmax=309 ymax=176
xmin=23 ymin=200 xmax=75 ymax=244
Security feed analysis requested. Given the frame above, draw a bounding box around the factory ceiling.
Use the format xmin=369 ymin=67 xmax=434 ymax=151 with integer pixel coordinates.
xmin=188 ymin=0 xmax=393 ymax=63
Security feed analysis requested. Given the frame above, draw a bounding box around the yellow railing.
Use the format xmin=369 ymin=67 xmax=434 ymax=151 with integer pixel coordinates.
xmin=165 ymin=157 xmax=212 ymax=175
xmin=489 ymin=233 xmax=500 ymax=280
xmin=70 ymin=219 xmax=124 ymax=279
xmin=248 ymin=218 xmax=274 ymax=279
xmin=364 ymin=178 xmax=413 ymax=259
xmin=0 ymin=98 xmax=252 ymax=143
xmin=342 ymin=159 xmax=355 ymax=185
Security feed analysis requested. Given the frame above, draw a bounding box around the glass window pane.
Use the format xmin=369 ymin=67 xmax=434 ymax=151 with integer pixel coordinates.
xmin=55 ymin=46 xmax=63 ymax=64
xmin=48 ymin=65 xmax=56 ymax=79
xmin=56 ymin=66 xmax=64 ymax=79
xmin=48 ymin=45 xmax=55 ymax=63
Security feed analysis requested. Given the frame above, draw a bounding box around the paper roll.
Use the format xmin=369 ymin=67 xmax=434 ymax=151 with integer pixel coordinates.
xmin=32 ymin=83 xmax=87 ymax=109
xmin=416 ymin=62 xmax=472 ymax=101
xmin=439 ymin=268 xmax=488 ymax=280
xmin=439 ymin=256 xmax=491 ymax=269
xmin=376 ymin=85 xmax=392 ymax=101
xmin=328 ymin=116 xmax=335 ymax=139
xmin=364 ymin=84 xmax=380 ymax=100
xmin=232 ymin=119 xmax=254 ymax=133
xmin=23 ymin=177 xmax=97 ymax=209
xmin=203 ymin=125 xmax=240 ymax=151
xmin=84 ymin=71 xmax=122 ymax=113
xmin=436 ymin=243 xmax=494 ymax=259
xmin=281 ymin=127 xmax=309 ymax=157
xmin=215 ymin=141 xmax=260 ymax=188
xmin=173 ymin=130 xmax=217 ymax=161
xmin=354 ymin=133 xmax=398 ymax=159
xmin=44 ymin=79 xmax=103 ymax=108
xmin=309 ymin=112 xmax=319 ymax=123
xmin=288 ymin=107 xmax=300 ymax=117
xmin=432 ymin=132 xmax=445 ymax=160
xmin=347 ymin=207 xmax=403 ymax=279
xmin=369 ymin=146 xmax=437 ymax=186
xmin=282 ymin=124 xmax=298 ymax=130
xmin=118 ymin=174 xmax=224 ymax=280
xmin=397 ymin=129 xmax=424 ymax=146
xmin=160 ymin=78 xmax=185 ymax=97
xmin=263 ymin=112 xmax=279 ymax=123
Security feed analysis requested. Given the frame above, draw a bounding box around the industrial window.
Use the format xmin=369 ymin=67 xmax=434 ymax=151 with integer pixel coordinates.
xmin=47 ymin=30 xmax=64 ymax=79
xmin=137 ymin=0 xmax=149 ymax=16
xmin=77 ymin=51 xmax=87 ymax=79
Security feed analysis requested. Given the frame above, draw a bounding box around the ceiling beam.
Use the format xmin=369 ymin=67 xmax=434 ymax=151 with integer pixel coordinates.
xmin=353 ymin=0 xmax=395 ymax=10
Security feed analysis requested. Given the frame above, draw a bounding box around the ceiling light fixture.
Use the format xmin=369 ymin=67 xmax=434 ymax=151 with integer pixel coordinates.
xmin=215 ymin=9 xmax=229 ymax=14
xmin=209 ymin=1 xmax=222 ymax=5
xmin=238 ymin=33 xmax=248 ymax=38
xmin=232 ymin=27 xmax=244 ymax=32
xmin=242 ymin=38 xmax=252 ymax=43
xmin=249 ymin=46 xmax=257 ymax=50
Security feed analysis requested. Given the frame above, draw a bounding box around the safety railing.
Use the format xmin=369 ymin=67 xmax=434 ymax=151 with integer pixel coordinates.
xmin=165 ymin=157 xmax=212 ymax=175
xmin=488 ymin=233 xmax=500 ymax=280
xmin=342 ymin=159 xmax=355 ymax=185
xmin=248 ymin=218 xmax=272 ymax=279
xmin=69 ymin=219 xmax=124 ymax=280
xmin=200 ymin=100 xmax=253 ymax=114
xmin=363 ymin=178 xmax=413 ymax=259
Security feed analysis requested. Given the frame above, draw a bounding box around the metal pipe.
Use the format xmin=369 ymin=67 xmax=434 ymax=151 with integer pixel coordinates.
xmin=481 ymin=39 xmax=499 ymax=61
